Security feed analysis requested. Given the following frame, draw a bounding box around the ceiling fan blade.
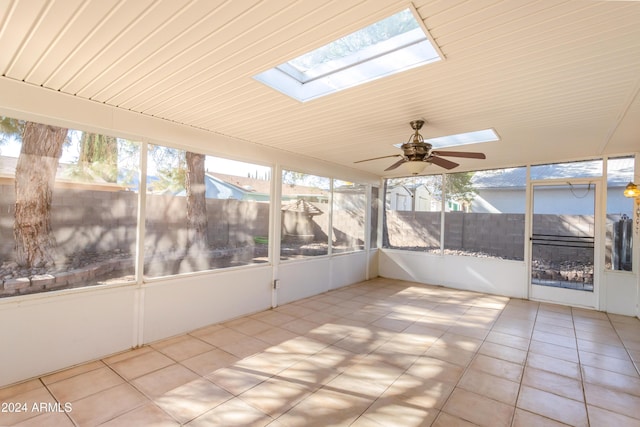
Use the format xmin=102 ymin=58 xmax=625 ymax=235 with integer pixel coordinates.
xmin=385 ymin=158 xmax=407 ymax=171
xmin=354 ymin=154 xmax=402 ymax=164
xmin=429 ymin=156 xmax=459 ymax=170
xmin=431 ymin=150 xmax=486 ymax=159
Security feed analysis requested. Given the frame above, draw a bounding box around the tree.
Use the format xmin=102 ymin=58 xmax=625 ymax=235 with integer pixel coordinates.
xmin=185 ymin=151 xmax=208 ymax=250
xmin=13 ymin=121 xmax=68 ymax=267
xmin=77 ymin=132 xmax=118 ymax=182
xmin=444 ymin=172 xmax=477 ymax=206
xmin=149 ymin=145 xmax=209 ymax=251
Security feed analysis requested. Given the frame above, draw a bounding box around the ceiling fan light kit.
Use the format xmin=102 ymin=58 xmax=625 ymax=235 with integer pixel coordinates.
xmin=404 ymin=160 xmax=428 ymax=175
xmin=355 ymin=120 xmax=487 ymax=174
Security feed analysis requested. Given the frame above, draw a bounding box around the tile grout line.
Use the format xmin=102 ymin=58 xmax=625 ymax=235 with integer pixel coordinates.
xmin=570 ymin=306 xmax=591 ymax=427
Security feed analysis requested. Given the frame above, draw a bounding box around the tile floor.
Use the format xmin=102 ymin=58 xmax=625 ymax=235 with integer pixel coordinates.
xmin=1 ymin=278 xmax=640 ymax=426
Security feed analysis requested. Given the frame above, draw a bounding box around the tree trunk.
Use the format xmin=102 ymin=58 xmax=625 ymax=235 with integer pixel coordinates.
xmin=14 ymin=122 xmax=67 ymax=267
xmin=185 ymin=151 xmax=208 ymax=251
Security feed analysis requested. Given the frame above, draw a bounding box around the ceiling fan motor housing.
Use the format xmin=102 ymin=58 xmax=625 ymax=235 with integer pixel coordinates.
xmin=401 ymin=141 xmax=431 ymax=161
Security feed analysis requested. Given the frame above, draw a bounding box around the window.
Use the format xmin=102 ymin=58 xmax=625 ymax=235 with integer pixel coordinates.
xmin=332 ymin=180 xmax=366 ymax=253
xmin=370 ymin=187 xmax=379 ymax=249
xmin=605 ymin=156 xmax=634 ymax=271
xmin=144 ymin=146 xmax=271 ymax=277
xmin=1 ymin=117 xmax=139 ymax=297
xmin=280 ymin=170 xmax=330 ymax=259
xmin=254 ymin=8 xmax=441 ymax=101
xmin=384 ymin=175 xmax=442 ymax=252
xmin=445 ymin=168 xmax=526 ymax=260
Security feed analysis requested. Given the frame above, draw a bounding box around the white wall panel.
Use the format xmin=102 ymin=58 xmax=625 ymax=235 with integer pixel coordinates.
xmin=277 ymin=258 xmax=331 ymax=305
xmin=601 ymin=272 xmax=638 ymax=316
xmin=379 ymin=249 xmax=527 ymax=299
xmin=142 ymin=266 xmax=273 ymax=343
xmin=330 ymin=252 xmax=368 ymax=290
xmin=0 ymin=285 xmax=136 ymax=387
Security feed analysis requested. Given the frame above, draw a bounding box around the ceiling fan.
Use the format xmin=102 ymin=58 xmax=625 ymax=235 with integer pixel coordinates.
xmin=354 ymin=120 xmax=486 ymax=174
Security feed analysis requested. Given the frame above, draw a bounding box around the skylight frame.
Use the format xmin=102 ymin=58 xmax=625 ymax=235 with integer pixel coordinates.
xmin=254 ymin=6 xmax=443 ymax=102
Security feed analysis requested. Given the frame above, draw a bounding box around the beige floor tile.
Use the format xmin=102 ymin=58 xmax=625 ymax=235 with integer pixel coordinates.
xmin=435 ymin=332 xmax=483 ymax=352
xmin=216 ymin=335 xmax=271 ymax=358
xmin=132 ymin=363 xmax=199 ymax=398
xmin=206 ymin=365 xmax=268 ymax=395
xmin=577 ymin=339 xmax=630 ymax=360
xmin=225 ymin=318 xmax=273 ymax=336
xmin=280 ymin=318 xmax=321 ymax=335
xmin=357 ymin=396 xmax=439 ymax=427
xmin=195 ymin=327 xmax=251 ymax=347
xmin=276 ymin=361 xmax=339 ymax=389
xmin=432 ymin=411 xmax=480 ymax=427
xmin=579 ymin=350 xmax=638 ymax=377
xmin=534 ymin=321 xmax=575 ymax=337
xmin=517 ymin=385 xmax=587 ymax=426
xmin=108 ymin=349 xmax=174 ymax=380
xmin=581 ymin=365 xmax=640 ymax=397
xmin=424 ymin=343 xmax=475 ymax=367
xmin=526 ymin=352 xmax=581 ymax=380
xmin=41 ymin=360 xmax=105 ymax=385
xmin=302 ymin=310 xmax=340 ymax=325
xmin=442 ymin=388 xmax=514 ymax=427
xmin=478 ymin=341 xmax=527 ymax=364
xmin=575 ymin=329 xmax=624 ymax=347
xmin=0 ymin=386 xmax=57 ymax=426
xmin=406 ymin=356 xmax=465 ymax=385
xmin=276 ymin=387 xmax=373 ymax=427
xmin=532 ymin=330 xmax=577 ymax=349
xmin=535 ymin=315 xmax=574 ymax=331
xmin=491 ymin=319 xmax=534 ymax=338
xmin=584 ymin=382 xmax=640 ymax=420
xmin=151 ymin=335 xmax=214 ymax=361
xmin=383 ymin=374 xmax=454 ymax=410
xmin=255 ymin=326 xmax=300 ymax=345
xmin=99 ymin=403 xmax=180 ymax=426
xmin=512 ymin=408 xmax=571 ymax=426
xmin=276 ymin=303 xmax=318 ymax=318
xmin=522 ymin=366 xmax=584 ymax=402
xmin=186 ymin=397 xmax=273 ymax=427
xmin=468 ymin=354 xmax=523 ymax=383
xmin=457 ymin=369 xmax=520 ymax=405
xmin=47 ymin=366 xmax=124 ymax=402
xmin=154 ymin=378 xmax=233 ymax=424
xmin=11 ymin=411 xmax=75 ymax=427
xmin=68 ymin=383 xmax=147 ymax=426
xmin=587 ymin=405 xmax=640 ymax=427
xmin=371 ymin=315 xmax=413 ymax=332
xmin=181 ymin=348 xmax=240 ymax=377
xmin=529 ymin=340 xmax=579 ymax=363
xmin=238 ymin=377 xmax=313 ymax=418
xmin=485 ymin=330 xmax=530 ymax=351
xmin=252 ymin=310 xmax=297 ymax=326
xmin=0 ymin=379 xmax=43 ymax=401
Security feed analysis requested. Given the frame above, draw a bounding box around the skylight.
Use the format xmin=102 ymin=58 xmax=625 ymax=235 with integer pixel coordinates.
xmin=394 ymin=129 xmax=500 ymax=149
xmin=425 ymin=129 xmax=500 ymax=148
xmin=254 ymin=8 xmax=441 ymax=102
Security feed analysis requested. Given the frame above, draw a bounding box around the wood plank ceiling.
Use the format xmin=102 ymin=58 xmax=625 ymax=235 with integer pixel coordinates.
xmin=1 ymin=0 xmax=639 ymax=176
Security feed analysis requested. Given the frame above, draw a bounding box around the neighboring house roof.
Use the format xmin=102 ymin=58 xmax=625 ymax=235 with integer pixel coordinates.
xmin=472 ymin=158 xmax=634 ymax=189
